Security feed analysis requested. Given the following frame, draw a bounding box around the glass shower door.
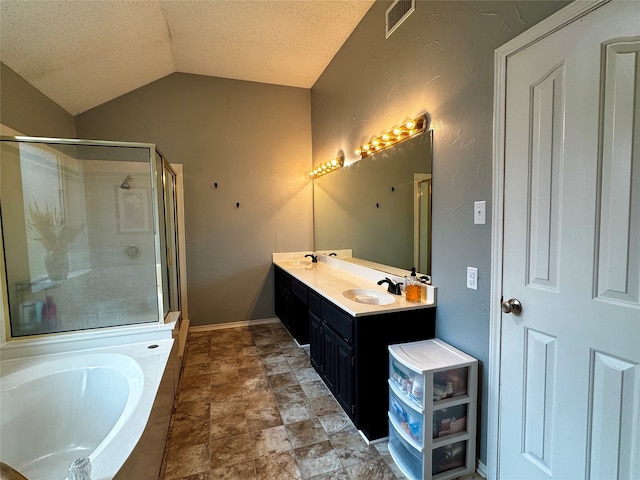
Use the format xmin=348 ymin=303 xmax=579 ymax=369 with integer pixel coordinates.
xmin=1 ymin=137 xmax=179 ymax=338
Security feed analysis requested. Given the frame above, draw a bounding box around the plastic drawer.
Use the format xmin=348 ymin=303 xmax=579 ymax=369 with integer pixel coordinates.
xmin=388 ymin=340 xmax=478 ymax=480
xmin=432 ymin=440 xmax=467 ymax=476
xmin=389 ymin=388 xmax=423 ymax=447
xmin=388 ymin=420 xmax=423 ymax=480
xmin=433 ymin=367 xmax=468 ymax=401
xmin=432 ymin=404 xmax=468 ymax=439
xmin=390 ymin=354 xmax=424 ymax=409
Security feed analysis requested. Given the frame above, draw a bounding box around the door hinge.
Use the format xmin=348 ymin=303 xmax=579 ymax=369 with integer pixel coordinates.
xmin=351 ymin=404 xmax=356 ymax=415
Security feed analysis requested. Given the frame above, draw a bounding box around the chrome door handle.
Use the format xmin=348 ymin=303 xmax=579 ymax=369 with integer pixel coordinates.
xmin=501 ymin=298 xmax=522 ymax=314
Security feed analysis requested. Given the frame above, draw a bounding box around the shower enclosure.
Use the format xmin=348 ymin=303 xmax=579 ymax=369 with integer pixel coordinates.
xmin=0 ymin=136 xmax=181 ymax=338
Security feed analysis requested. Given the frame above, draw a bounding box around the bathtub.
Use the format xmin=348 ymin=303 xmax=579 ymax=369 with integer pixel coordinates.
xmin=0 ymin=338 xmax=175 ymax=480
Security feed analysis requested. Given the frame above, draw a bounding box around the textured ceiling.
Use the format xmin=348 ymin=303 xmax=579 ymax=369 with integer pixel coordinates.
xmin=0 ymin=0 xmax=374 ymax=115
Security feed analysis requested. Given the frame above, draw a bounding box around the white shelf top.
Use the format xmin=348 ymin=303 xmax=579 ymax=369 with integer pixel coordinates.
xmin=389 ymin=338 xmax=477 ymax=372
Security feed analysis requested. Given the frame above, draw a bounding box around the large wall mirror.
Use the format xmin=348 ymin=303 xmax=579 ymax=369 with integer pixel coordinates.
xmin=313 ymin=130 xmax=432 ymax=275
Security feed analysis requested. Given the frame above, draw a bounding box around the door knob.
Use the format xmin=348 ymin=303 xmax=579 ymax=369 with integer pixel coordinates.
xmin=501 ymin=298 xmax=522 ymax=314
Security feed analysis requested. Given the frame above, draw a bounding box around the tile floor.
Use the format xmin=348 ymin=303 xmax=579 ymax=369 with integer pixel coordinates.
xmin=160 ymin=321 xmax=484 ymax=480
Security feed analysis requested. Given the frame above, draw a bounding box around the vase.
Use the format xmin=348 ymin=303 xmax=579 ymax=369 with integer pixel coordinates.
xmin=44 ymin=250 xmax=69 ymax=281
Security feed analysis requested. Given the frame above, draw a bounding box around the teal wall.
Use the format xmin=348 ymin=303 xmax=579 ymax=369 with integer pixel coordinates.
xmin=75 ymin=73 xmax=314 ymax=327
xmin=310 ymin=0 xmax=570 ymax=464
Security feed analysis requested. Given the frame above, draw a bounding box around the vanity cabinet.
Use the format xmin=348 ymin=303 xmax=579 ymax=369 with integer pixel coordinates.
xmin=308 ymin=288 xmax=436 ymax=441
xmin=274 ymin=265 xmax=310 ymax=345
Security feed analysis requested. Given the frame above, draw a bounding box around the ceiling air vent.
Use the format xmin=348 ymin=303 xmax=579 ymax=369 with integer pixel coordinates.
xmin=385 ymin=0 xmax=415 ymax=39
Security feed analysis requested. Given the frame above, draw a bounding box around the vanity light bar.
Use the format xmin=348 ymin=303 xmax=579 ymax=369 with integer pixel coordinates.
xmin=309 ymin=155 xmax=345 ymax=179
xmin=355 ymin=115 xmax=427 ymax=159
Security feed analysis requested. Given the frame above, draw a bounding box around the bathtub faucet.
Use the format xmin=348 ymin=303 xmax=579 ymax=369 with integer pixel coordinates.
xmin=68 ymin=457 xmax=92 ymax=480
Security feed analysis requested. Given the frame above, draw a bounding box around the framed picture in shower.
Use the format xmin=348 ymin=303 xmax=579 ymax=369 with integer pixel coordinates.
xmin=117 ymin=188 xmax=150 ymax=233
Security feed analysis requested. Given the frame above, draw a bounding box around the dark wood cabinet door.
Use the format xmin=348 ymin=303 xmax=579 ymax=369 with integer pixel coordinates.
xmin=309 ymin=312 xmax=322 ymax=372
xmin=322 ymin=327 xmax=336 ymax=391
xmin=334 ymin=334 xmax=355 ymax=416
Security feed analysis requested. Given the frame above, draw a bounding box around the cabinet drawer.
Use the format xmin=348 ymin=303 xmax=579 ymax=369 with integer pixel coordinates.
xmin=322 ymin=300 xmax=353 ymax=343
xmin=291 ymin=279 xmax=307 ymax=302
xmin=308 ymin=290 xmax=322 ymax=316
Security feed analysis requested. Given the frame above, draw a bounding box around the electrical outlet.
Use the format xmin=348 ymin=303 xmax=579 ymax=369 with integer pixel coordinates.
xmin=467 ymin=266 xmax=478 ymax=290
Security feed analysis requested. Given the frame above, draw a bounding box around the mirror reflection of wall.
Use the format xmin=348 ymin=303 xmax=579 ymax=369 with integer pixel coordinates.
xmin=313 ymin=130 xmax=432 ymax=274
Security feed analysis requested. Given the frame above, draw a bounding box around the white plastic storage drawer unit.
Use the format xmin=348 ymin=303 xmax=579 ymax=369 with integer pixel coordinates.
xmin=388 ymin=339 xmax=478 ymax=480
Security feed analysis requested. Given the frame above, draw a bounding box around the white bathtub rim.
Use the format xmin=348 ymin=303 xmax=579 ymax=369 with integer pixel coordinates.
xmin=86 ymin=339 xmax=173 ymax=480
xmin=0 ymin=351 xmax=142 ymax=388
xmin=0 ymin=338 xmax=173 ymax=480
xmin=0 ymin=319 xmax=176 ymax=361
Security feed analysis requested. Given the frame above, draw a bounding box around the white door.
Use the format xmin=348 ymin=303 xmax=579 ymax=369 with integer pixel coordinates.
xmin=498 ymin=2 xmax=640 ymax=479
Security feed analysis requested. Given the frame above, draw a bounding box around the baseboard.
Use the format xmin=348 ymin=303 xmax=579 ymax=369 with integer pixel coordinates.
xmin=188 ymin=317 xmax=281 ymax=333
xmin=477 ymin=460 xmax=488 ymax=478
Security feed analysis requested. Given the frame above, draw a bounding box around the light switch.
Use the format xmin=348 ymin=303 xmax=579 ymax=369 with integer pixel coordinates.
xmin=474 ymin=201 xmax=486 ymax=224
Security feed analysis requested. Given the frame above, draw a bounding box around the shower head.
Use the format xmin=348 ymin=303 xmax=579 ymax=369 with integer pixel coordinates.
xmin=120 ymin=175 xmax=133 ymax=189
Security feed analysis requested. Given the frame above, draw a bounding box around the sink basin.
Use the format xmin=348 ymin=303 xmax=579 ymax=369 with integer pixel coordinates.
xmin=287 ymin=260 xmax=312 ymax=267
xmin=342 ymin=289 xmax=395 ymax=305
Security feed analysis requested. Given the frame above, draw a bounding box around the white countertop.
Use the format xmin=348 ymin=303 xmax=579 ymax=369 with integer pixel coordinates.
xmin=273 ymin=252 xmax=436 ymax=317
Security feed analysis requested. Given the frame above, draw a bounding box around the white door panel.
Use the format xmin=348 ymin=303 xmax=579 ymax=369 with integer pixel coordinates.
xmin=498 ymin=1 xmax=640 ymax=479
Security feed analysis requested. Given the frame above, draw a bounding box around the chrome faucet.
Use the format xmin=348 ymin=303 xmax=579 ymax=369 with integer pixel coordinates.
xmin=68 ymin=457 xmax=91 ymax=480
xmin=305 ymin=253 xmax=318 ymax=263
xmin=377 ymin=277 xmax=403 ymax=295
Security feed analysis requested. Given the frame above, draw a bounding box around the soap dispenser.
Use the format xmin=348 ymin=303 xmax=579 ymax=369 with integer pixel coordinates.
xmin=405 ymin=267 xmax=421 ymax=303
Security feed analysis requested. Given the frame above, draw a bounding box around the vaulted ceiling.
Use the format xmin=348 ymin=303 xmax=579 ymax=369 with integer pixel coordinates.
xmin=0 ymin=0 xmax=375 ymax=115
